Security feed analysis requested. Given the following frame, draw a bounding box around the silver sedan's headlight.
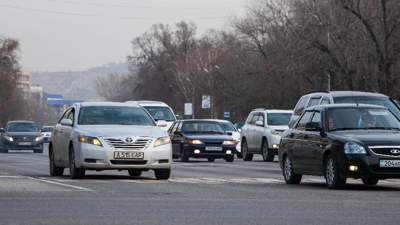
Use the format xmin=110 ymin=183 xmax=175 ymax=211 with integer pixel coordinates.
xmin=4 ymin=135 xmax=13 ymax=142
xmin=344 ymin=142 xmax=367 ymax=154
xmin=79 ymin=135 xmax=103 ymax=147
xmin=154 ymin=136 xmax=171 ymax=147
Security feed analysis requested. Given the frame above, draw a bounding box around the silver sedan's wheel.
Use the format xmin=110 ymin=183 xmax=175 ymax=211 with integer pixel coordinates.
xmin=325 ymin=155 xmax=346 ymax=189
xmin=69 ymin=147 xmax=85 ymax=179
xmin=283 ymin=156 xmax=302 ymax=184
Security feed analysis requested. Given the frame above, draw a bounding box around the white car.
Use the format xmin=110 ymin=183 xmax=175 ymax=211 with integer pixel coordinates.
xmin=49 ymin=102 xmax=172 ymax=179
xmin=126 ymin=101 xmax=177 ymax=131
xmin=241 ymin=109 xmax=293 ymax=162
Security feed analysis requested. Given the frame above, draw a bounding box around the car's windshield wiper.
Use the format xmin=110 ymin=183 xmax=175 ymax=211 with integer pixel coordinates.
xmin=329 ymin=127 xmax=361 ymax=131
xmin=365 ymin=127 xmax=400 ymax=131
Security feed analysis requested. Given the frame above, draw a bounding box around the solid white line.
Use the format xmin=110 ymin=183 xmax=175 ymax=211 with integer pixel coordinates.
xmin=28 ymin=177 xmax=95 ymax=192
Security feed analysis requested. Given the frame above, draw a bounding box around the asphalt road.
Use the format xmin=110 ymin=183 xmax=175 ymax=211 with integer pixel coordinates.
xmin=1 ymin=146 xmax=400 ymax=225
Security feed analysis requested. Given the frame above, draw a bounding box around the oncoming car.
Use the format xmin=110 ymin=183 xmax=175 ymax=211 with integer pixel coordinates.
xmin=279 ymin=104 xmax=400 ymax=189
xmin=126 ymin=101 xmax=176 ymax=131
xmin=49 ymin=102 xmax=172 ymax=179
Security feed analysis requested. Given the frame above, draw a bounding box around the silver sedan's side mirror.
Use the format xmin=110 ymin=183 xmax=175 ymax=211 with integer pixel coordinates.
xmin=157 ymin=120 xmax=168 ymax=128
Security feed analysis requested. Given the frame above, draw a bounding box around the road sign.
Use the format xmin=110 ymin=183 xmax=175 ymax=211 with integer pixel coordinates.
xmin=224 ymin=112 xmax=231 ymax=121
xmin=202 ymin=95 xmax=211 ymax=109
xmin=184 ymin=103 xmax=193 ymax=115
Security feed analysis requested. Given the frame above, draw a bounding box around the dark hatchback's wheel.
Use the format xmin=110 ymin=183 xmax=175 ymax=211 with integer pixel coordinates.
xmin=128 ymin=169 xmax=142 ymax=177
xmin=49 ymin=147 xmax=64 ymax=176
xmin=154 ymin=169 xmax=171 ymax=180
xmin=180 ymin=149 xmax=189 ymax=162
xmin=236 ymin=152 xmax=242 ymax=159
xmin=325 ymin=155 xmax=346 ymax=189
xmin=362 ymin=177 xmax=379 ymax=186
xmin=34 ymin=149 xmax=43 ymax=154
xmin=207 ymin=158 xmax=215 ymax=162
xmin=262 ymin=140 xmax=274 ymax=162
xmin=241 ymin=140 xmax=253 ymax=161
xmin=283 ymin=155 xmax=302 ymax=184
xmin=225 ymin=155 xmax=234 ymax=162
xmin=69 ymin=147 xmax=85 ymax=179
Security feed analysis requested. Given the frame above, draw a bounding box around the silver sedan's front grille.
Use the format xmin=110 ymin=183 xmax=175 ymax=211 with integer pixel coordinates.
xmin=104 ymin=137 xmax=152 ymax=150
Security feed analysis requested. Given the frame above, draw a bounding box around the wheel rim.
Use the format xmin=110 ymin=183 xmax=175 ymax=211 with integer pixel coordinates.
xmin=284 ymin=157 xmax=292 ymax=180
xmin=326 ymin=159 xmax=335 ymax=185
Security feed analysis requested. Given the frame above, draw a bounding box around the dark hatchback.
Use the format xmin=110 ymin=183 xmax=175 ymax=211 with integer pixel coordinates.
xmin=0 ymin=121 xmax=44 ymax=153
xmin=279 ymin=104 xmax=400 ymax=189
xmin=169 ymin=120 xmax=237 ymax=162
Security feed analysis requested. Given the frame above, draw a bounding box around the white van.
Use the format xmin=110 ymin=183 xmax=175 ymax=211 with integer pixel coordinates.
xmin=126 ymin=101 xmax=177 ymax=131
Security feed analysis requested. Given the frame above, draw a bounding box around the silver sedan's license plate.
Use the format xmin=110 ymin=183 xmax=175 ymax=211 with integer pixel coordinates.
xmin=380 ymin=160 xmax=400 ymax=168
xmin=114 ymin=151 xmax=144 ymax=160
xmin=18 ymin=142 xmax=32 ymax=146
xmin=205 ymin=146 xmax=222 ymax=151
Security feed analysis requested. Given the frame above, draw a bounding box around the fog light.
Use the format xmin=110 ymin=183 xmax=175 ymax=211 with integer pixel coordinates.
xmin=349 ymin=165 xmax=358 ymax=172
xmin=226 ymin=150 xmax=232 ymax=155
xmin=272 ymin=144 xmax=279 ymax=149
xmin=194 ymin=149 xmax=201 ymax=154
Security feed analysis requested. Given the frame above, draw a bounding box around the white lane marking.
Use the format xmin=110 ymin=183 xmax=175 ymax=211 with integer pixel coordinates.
xmin=28 ymin=177 xmax=94 ymax=192
xmin=0 ymin=175 xmax=24 ymax=178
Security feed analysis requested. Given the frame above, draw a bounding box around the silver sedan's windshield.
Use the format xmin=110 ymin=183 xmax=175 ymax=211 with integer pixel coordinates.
xmin=78 ymin=106 xmax=155 ymax=126
xmin=327 ymin=108 xmax=400 ymax=131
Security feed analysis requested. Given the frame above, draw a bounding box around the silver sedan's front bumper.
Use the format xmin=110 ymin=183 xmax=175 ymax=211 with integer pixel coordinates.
xmin=75 ymin=141 xmax=172 ymax=170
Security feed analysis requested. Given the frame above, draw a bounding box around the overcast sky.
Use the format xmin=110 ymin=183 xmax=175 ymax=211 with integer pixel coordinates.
xmin=0 ymin=0 xmax=249 ymax=72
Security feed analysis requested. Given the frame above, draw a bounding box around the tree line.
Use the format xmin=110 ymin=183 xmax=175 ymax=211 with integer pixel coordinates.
xmin=97 ymin=0 xmax=400 ymax=122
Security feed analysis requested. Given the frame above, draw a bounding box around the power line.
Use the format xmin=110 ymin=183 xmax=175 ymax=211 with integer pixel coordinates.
xmin=0 ymin=3 xmax=227 ymax=21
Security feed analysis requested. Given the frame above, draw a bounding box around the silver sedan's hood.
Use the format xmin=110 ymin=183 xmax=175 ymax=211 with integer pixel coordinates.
xmin=76 ymin=125 xmax=168 ymax=138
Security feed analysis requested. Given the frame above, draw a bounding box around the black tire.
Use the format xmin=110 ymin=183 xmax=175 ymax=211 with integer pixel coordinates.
xmin=207 ymin=158 xmax=215 ymax=162
xmin=362 ymin=177 xmax=379 ymax=186
xmin=282 ymin=155 xmax=302 ymax=184
xmin=154 ymin=169 xmax=171 ymax=180
xmin=180 ymin=147 xmax=189 ymax=162
xmin=262 ymin=139 xmax=274 ymax=162
xmin=49 ymin=147 xmax=64 ymax=176
xmin=225 ymin=155 xmax=234 ymax=162
xmin=241 ymin=140 xmax=253 ymax=161
xmin=128 ymin=169 xmax=142 ymax=177
xmin=236 ymin=152 xmax=242 ymax=159
xmin=325 ymin=155 xmax=346 ymax=189
xmin=69 ymin=147 xmax=85 ymax=179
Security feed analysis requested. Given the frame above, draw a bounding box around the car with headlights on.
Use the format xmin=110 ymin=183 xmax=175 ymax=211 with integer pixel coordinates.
xmin=217 ymin=120 xmax=242 ymax=158
xmin=169 ymin=119 xmax=237 ymax=162
xmin=49 ymin=102 xmax=172 ymax=179
xmin=0 ymin=121 xmax=44 ymax=153
xmin=279 ymin=104 xmax=400 ymax=189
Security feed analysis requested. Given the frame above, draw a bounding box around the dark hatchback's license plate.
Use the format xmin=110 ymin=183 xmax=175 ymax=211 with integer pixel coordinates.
xmin=114 ymin=151 xmax=144 ymax=160
xmin=380 ymin=160 xmax=400 ymax=168
xmin=205 ymin=146 xmax=223 ymax=151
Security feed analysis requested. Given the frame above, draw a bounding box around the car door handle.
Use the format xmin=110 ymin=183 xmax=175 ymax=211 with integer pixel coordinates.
xmin=289 ymin=133 xmax=294 ymax=138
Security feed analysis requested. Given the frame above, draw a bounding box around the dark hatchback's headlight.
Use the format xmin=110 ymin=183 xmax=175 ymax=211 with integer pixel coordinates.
xmin=344 ymin=142 xmax=367 ymax=154
xmin=35 ymin=136 xmax=44 ymax=142
xmin=187 ymin=139 xmax=203 ymax=145
xmin=3 ymin=135 xmax=13 ymax=142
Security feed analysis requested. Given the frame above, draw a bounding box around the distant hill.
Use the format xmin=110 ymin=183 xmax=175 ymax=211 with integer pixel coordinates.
xmin=31 ymin=62 xmax=129 ymax=101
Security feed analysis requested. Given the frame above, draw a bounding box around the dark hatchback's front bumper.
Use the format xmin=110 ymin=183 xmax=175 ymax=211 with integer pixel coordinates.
xmin=183 ymin=144 xmax=236 ymax=159
xmin=3 ymin=141 xmax=43 ymax=151
xmin=340 ymin=154 xmax=400 ymax=179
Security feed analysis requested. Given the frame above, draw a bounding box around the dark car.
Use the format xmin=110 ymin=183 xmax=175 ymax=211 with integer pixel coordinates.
xmin=289 ymin=91 xmax=400 ymax=128
xmin=169 ymin=119 xmax=237 ymax=162
xmin=279 ymin=104 xmax=400 ymax=189
xmin=0 ymin=121 xmax=44 ymax=153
